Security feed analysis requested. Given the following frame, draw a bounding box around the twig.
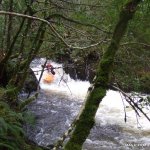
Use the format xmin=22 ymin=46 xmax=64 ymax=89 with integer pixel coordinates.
xmin=112 ymin=85 xmax=150 ymax=122
xmin=58 ymin=70 xmax=65 ymax=85
xmin=57 ymin=70 xmax=72 ymax=95
xmin=58 ymin=0 xmax=104 ymax=7
xmin=123 ymin=94 xmax=141 ymax=117
xmin=121 ymin=42 xmax=150 ymax=47
xmin=49 ymin=13 xmax=112 ymax=34
xmin=32 ymin=66 xmax=66 ymax=75
xmin=119 ymin=91 xmax=127 ymax=122
xmin=37 ymin=59 xmax=47 ymax=89
xmin=135 ymin=112 xmax=142 ymax=128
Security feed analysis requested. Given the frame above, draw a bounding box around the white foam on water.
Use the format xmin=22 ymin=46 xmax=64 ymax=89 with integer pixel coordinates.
xmin=31 ymin=60 xmax=90 ymax=99
xmin=31 ymin=59 xmax=150 ymax=144
xmin=96 ymin=90 xmax=150 ymax=131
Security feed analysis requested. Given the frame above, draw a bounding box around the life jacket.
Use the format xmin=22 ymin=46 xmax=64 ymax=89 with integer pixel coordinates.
xmin=46 ymin=63 xmax=55 ymax=75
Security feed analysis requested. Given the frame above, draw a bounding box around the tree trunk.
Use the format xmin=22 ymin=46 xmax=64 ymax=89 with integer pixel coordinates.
xmin=64 ymin=0 xmax=142 ymax=149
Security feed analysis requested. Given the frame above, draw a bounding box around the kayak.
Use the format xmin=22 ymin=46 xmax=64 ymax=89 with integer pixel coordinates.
xmin=43 ymin=73 xmax=54 ymax=83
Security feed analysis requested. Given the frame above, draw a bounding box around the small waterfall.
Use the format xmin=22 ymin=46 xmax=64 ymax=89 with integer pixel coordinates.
xmin=26 ymin=58 xmax=150 ymax=150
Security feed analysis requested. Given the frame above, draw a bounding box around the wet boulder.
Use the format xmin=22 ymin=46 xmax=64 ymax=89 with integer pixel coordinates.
xmin=64 ymin=51 xmax=100 ymax=82
xmin=23 ymin=68 xmax=39 ymax=96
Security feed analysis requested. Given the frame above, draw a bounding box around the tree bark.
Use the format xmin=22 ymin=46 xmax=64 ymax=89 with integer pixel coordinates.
xmin=64 ymin=0 xmax=142 ymax=149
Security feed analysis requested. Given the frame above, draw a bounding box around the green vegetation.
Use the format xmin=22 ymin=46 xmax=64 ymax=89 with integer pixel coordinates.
xmin=0 ymin=100 xmax=42 ymax=150
xmin=0 ymin=0 xmax=149 ymax=149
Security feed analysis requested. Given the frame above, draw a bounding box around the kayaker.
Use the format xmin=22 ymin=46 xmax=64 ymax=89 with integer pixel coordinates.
xmin=45 ymin=63 xmax=55 ymax=75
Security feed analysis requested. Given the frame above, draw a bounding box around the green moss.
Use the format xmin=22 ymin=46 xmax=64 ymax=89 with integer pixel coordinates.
xmin=0 ymin=101 xmax=44 ymax=150
xmin=65 ymin=87 xmax=106 ymax=150
xmin=65 ymin=143 xmax=81 ymax=150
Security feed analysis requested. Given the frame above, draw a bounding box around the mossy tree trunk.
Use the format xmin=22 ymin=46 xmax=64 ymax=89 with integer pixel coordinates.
xmin=64 ymin=0 xmax=142 ymax=149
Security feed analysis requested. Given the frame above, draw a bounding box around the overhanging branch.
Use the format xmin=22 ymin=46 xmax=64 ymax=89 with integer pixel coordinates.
xmin=121 ymin=42 xmax=150 ymax=47
xmin=0 ymin=11 xmax=106 ymax=50
xmin=49 ymin=13 xmax=112 ymax=34
xmin=112 ymin=85 xmax=150 ymax=122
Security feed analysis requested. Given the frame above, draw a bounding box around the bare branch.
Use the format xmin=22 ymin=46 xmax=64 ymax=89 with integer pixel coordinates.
xmin=112 ymin=85 xmax=150 ymax=122
xmin=49 ymin=13 xmax=112 ymax=34
xmin=58 ymin=0 xmax=106 ymax=8
xmin=121 ymin=42 xmax=150 ymax=47
xmin=0 ymin=11 xmax=69 ymax=46
xmin=119 ymin=92 xmax=127 ymax=122
xmin=57 ymin=70 xmax=72 ymax=95
xmin=37 ymin=59 xmax=47 ymax=90
xmin=0 ymin=11 xmax=107 ymax=50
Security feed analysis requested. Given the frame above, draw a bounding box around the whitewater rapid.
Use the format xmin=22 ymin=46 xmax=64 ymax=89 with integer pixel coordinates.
xmin=28 ymin=58 xmax=150 ymax=150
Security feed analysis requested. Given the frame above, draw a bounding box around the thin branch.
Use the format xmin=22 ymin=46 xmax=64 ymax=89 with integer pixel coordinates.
xmin=112 ymin=85 xmax=150 ymax=122
xmin=49 ymin=13 xmax=112 ymax=34
xmin=135 ymin=112 xmax=142 ymax=128
xmin=119 ymin=91 xmax=127 ymax=122
xmin=48 ymin=22 xmax=107 ymax=50
xmin=63 ymin=23 xmax=95 ymax=41
xmin=123 ymin=93 xmax=141 ymax=117
xmin=74 ymin=39 xmax=106 ymax=50
xmin=58 ymin=0 xmax=106 ymax=8
xmin=37 ymin=59 xmax=47 ymax=90
xmin=0 ymin=11 xmax=106 ymax=50
xmin=57 ymin=70 xmax=72 ymax=95
xmin=121 ymin=42 xmax=150 ymax=47
xmin=0 ymin=11 xmax=69 ymax=46
xmin=49 ymin=0 xmax=76 ymax=11
xmin=50 ymin=19 xmax=95 ymax=41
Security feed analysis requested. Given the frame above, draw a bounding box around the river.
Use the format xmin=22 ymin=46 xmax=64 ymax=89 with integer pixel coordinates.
xmin=26 ymin=58 xmax=150 ymax=150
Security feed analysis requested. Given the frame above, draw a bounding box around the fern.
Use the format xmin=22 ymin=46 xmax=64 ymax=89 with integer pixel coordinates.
xmin=0 ymin=101 xmax=36 ymax=150
xmin=22 ymin=111 xmax=36 ymax=125
xmin=0 ymin=117 xmax=8 ymax=134
xmin=0 ymin=143 xmax=14 ymax=150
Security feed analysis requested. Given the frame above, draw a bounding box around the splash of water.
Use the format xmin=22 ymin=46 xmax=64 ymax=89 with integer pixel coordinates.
xmin=31 ymin=59 xmax=90 ymax=99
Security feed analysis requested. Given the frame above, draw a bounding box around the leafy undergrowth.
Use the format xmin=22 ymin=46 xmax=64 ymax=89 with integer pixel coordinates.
xmin=0 ymin=101 xmax=42 ymax=150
